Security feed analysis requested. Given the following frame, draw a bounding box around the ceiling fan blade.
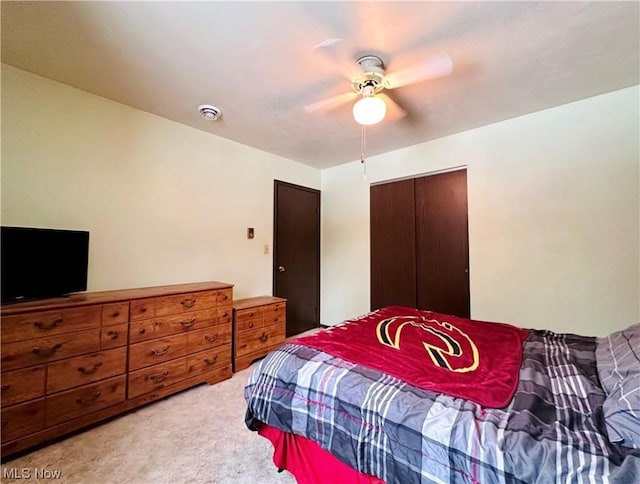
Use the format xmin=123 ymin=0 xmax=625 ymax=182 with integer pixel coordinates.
xmin=313 ymin=38 xmax=362 ymax=80
xmin=378 ymin=93 xmax=407 ymax=122
xmin=385 ymin=52 xmax=453 ymax=89
xmin=304 ymin=91 xmax=358 ymax=113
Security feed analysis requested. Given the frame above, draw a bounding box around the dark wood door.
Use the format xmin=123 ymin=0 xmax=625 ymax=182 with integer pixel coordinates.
xmin=415 ymin=170 xmax=470 ymax=317
xmin=273 ymin=181 xmax=320 ymax=337
xmin=370 ymin=179 xmax=417 ymax=310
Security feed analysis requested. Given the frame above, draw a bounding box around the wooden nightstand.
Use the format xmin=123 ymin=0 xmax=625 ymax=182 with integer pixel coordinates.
xmin=232 ymin=296 xmax=286 ymax=372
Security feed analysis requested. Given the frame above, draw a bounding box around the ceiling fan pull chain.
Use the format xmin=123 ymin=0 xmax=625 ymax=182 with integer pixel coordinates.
xmin=360 ymin=124 xmax=367 ymax=181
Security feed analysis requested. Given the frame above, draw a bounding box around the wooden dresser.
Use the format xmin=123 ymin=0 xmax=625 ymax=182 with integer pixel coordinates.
xmin=233 ymin=296 xmax=286 ymax=372
xmin=0 ymin=281 xmax=233 ymax=458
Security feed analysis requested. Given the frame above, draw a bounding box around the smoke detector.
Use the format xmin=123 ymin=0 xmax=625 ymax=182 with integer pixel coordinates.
xmin=198 ymin=104 xmax=222 ymax=121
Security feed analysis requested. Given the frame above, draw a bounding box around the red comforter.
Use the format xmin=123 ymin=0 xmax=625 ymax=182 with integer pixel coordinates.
xmin=293 ymin=306 xmax=528 ymax=408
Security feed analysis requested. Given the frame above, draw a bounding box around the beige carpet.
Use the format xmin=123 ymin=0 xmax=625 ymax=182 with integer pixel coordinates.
xmin=1 ymin=364 xmax=296 ymax=484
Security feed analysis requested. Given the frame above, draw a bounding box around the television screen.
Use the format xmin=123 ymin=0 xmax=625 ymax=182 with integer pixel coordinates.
xmin=1 ymin=226 xmax=89 ymax=303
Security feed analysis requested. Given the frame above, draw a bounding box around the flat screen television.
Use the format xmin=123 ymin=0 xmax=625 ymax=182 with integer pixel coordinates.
xmin=1 ymin=226 xmax=89 ymax=303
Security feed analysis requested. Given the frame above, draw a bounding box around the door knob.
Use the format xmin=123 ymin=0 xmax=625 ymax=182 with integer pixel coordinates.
xmin=278 ymin=266 xmax=286 ymax=273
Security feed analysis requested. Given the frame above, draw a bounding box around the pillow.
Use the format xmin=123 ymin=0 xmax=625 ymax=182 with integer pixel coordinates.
xmin=596 ymin=323 xmax=640 ymax=448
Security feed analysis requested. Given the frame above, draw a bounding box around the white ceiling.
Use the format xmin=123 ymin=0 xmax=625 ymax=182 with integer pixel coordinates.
xmin=2 ymin=1 xmax=639 ymax=169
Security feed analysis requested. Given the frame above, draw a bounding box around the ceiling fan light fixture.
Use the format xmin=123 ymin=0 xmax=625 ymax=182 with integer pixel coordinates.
xmin=352 ymin=94 xmax=386 ymax=126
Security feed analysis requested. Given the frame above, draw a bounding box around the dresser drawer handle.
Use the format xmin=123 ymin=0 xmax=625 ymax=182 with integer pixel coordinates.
xmin=76 ymin=391 xmax=101 ymax=406
xmin=221 ymin=311 xmax=229 ymax=318
xmin=139 ymin=328 xmax=146 ymax=334
xmin=181 ymin=298 xmax=196 ymax=308
xmin=204 ymin=334 xmax=218 ymax=343
xmin=33 ymin=318 xmax=63 ymax=330
xmin=248 ymin=322 xmax=254 ymax=328
xmin=150 ymin=371 xmax=169 ymax=383
xmin=111 ymin=311 xmax=120 ymax=318
xmin=1 ymin=384 xmax=10 ymax=392
xmin=78 ymin=362 xmax=103 ymax=375
xmin=221 ymin=294 xmax=229 ymax=301
xmin=107 ymin=330 xmax=120 ymax=340
xmin=204 ymin=356 xmax=219 ymax=366
xmin=151 ymin=346 xmax=170 ymax=356
xmin=259 ymin=333 xmax=269 ymax=343
xmin=32 ymin=343 xmax=62 ymax=357
xmin=180 ymin=318 xmax=196 ymax=329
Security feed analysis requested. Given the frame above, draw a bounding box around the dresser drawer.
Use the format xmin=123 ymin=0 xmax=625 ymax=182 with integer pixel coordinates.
xmin=1 ymin=366 xmax=46 ymax=406
xmin=1 ymin=399 xmax=45 ymax=442
xmin=1 ymin=329 xmax=102 ymax=371
xmin=2 ymin=306 xmax=102 ymax=343
xmin=130 ymin=298 xmax=156 ymax=321
xmin=235 ymin=324 xmax=286 ymax=358
xmin=217 ymin=288 xmax=232 ymax=306
xmin=129 ymin=333 xmax=188 ymax=371
xmin=187 ymin=346 xmax=231 ymax=376
xmin=101 ymin=324 xmax=128 ymax=350
xmin=217 ymin=306 xmax=232 ymax=326
xmin=188 ymin=326 xmax=232 ymax=354
xmin=155 ymin=291 xmax=218 ymax=317
xmin=45 ymin=376 xmax=126 ymax=427
xmin=129 ymin=309 xmax=217 ymax=344
xmin=101 ymin=302 xmax=129 ymax=326
xmin=47 ymin=347 xmax=127 ymax=394
xmin=128 ymin=358 xmax=188 ymax=399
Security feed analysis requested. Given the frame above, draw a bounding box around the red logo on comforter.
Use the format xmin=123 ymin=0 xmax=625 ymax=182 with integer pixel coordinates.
xmin=294 ymin=306 xmax=529 ymax=408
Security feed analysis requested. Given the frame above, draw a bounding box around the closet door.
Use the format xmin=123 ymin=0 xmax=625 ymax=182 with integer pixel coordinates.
xmin=415 ymin=170 xmax=470 ymax=317
xmin=370 ymin=179 xmax=416 ymax=310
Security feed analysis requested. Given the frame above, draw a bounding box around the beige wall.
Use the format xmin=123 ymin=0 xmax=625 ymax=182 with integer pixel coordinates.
xmin=1 ymin=65 xmax=320 ymax=299
xmin=321 ymin=86 xmax=640 ymax=336
xmin=4 ymin=65 xmax=638 ymax=336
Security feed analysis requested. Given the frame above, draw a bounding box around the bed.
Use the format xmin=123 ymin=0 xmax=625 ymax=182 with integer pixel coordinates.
xmin=244 ymin=306 xmax=640 ymax=483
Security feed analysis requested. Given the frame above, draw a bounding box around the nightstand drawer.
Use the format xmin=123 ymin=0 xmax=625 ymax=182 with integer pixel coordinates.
xmin=263 ymin=312 xmax=285 ymax=328
xmin=47 ymin=347 xmax=127 ymax=394
xmin=236 ymin=307 xmax=264 ymax=322
xmin=1 ymin=367 xmax=46 ymax=406
xmin=235 ymin=324 xmax=285 ymax=358
xmin=236 ymin=317 xmax=263 ymax=333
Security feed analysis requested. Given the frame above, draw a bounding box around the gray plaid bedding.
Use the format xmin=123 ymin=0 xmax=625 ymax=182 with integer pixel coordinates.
xmin=244 ymin=329 xmax=640 ymax=483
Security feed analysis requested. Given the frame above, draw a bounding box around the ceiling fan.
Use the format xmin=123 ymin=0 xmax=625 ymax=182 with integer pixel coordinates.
xmin=304 ymin=39 xmax=453 ymax=126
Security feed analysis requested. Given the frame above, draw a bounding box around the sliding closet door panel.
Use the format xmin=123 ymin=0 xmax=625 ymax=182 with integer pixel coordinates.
xmin=415 ymin=170 xmax=470 ymax=317
xmin=370 ymin=179 xmax=416 ymax=310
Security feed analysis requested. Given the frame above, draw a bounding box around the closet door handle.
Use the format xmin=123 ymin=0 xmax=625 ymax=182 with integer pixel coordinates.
xmin=278 ymin=266 xmax=286 ymax=273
